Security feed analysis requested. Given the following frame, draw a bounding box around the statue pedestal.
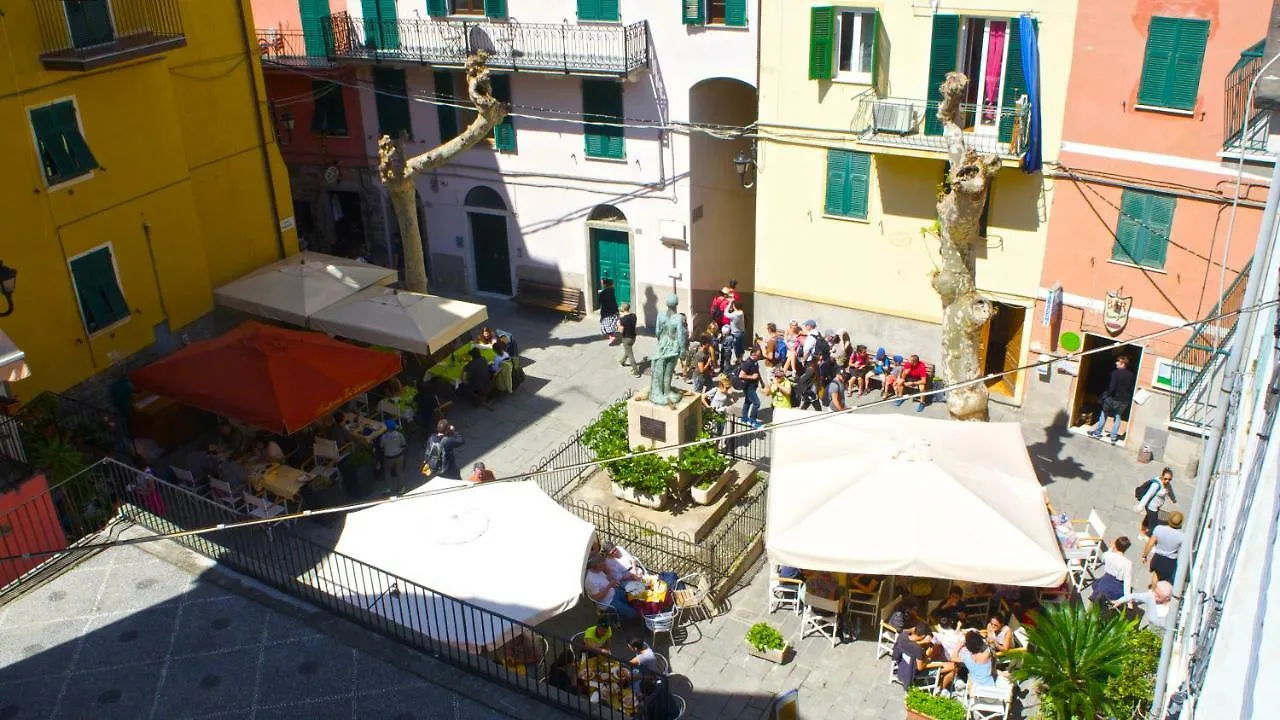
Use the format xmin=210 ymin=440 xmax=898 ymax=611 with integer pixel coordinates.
xmin=626 ymin=393 xmax=703 ymax=459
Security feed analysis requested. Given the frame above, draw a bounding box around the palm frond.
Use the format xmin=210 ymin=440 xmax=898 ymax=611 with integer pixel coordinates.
xmin=1014 ymin=604 xmax=1137 ymax=719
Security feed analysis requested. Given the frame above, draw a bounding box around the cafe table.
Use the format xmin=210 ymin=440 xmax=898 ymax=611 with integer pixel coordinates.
xmin=625 ymin=575 xmax=671 ymax=616
xmin=344 ymin=415 xmax=386 ymax=445
xmin=246 ymin=463 xmax=310 ymax=500
xmin=428 ymin=343 xmax=497 ymax=386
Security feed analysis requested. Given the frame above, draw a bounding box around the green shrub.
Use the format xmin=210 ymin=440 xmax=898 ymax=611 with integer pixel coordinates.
xmin=605 ymin=447 xmax=673 ymax=496
xmin=581 ymin=401 xmax=629 ymax=461
xmin=1014 ymin=604 xmax=1136 ymax=720
xmin=701 ymin=408 xmax=725 ymax=436
xmin=904 ymin=688 xmax=966 ymax=720
xmin=1104 ymin=627 xmax=1162 ymax=718
xmin=676 ymin=433 xmax=729 ymax=488
xmin=29 ymin=433 xmax=86 ymax=483
xmin=745 ymin=622 xmax=785 ymax=652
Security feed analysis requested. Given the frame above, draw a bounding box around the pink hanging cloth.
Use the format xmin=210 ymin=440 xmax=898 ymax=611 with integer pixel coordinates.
xmin=983 ymin=21 xmax=1008 ymax=124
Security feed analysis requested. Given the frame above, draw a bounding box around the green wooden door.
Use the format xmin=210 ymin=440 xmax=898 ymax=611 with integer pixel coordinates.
xmin=470 ymin=212 xmax=512 ymax=295
xmin=590 ymin=228 xmax=631 ymax=305
xmin=65 ymin=0 xmax=115 ymax=48
xmin=299 ymin=0 xmax=332 ymax=57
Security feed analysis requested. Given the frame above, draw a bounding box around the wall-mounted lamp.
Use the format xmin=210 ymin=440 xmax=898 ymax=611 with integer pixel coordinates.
xmin=0 ymin=261 xmax=17 ymax=317
xmin=275 ymin=109 xmax=295 ymax=146
xmin=733 ymin=141 xmax=757 ymax=189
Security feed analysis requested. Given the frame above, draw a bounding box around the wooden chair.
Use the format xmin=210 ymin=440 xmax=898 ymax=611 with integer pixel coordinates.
xmin=800 ymin=592 xmax=841 ymax=647
xmin=673 ymin=572 xmax=711 ymax=627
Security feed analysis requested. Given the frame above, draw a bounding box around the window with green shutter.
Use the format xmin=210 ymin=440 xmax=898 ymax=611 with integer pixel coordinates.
xmin=924 ymin=14 xmax=959 ymax=136
xmin=65 ymin=0 xmax=115 ymax=49
xmin=310 ymin=80 xmax=348 ymax=136
xmin=1112 ymin=190 xmax=1175 ymax=270
xmin=683 ymin=0 xmax=704 ymax=25
xmin=824 ymin=149 xmax=871 ymax=220
xmin=696 ymin=0 xmax=747 ymax=27
xmin=491 ymin=74 xmax=516 ymax=152
xmin=1138 ymin=16 xmax=1210 ymax=111
xmin=426 ymin=0 xmax=448 ymax=17
xmin=583 ymin=79 xmax=624 ymax=159
xmin=809 ymin=7 xmax=836 ymax=80
xmin=577 ymin=0 xmax=619 ymax=22
xmin=484 ymin=0 xmax=507 ymax=18
xmin=69 ymin=246 xmax=129 ymax=334
xmin=361 ymin=0 xmax=399 ymax=50
xmin=29 ymin=100 xmax=98 ymax=186
xmin=433 ymin=70 xmax=460 ymax=141
xmin=373 ymin=67 xmax=412 ymax=140
xmin=299 ymin=0 xmax=333 ymax=56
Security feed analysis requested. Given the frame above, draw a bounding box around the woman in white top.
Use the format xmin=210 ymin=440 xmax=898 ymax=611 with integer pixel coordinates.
xmin=1144 ymin=511 xmax=1185 ymax=582
xmin=1135 ymin=467 xmax=1177 ymax=537
xmin=1113 ymin=580 xmax=1174 ymax=630
xmin=1088 ymin=536 xmax=1133 ymax=603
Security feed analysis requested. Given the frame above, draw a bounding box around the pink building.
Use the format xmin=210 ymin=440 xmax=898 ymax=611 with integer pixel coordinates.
xmin=1031 ymin=0 xmax=1272 ymax=453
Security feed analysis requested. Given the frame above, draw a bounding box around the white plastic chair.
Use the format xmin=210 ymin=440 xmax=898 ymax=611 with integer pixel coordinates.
xmin=303 ymin=438 xmax=346 ymax=483
xmin=845 ymin=582 xmax=883 ymax=639
xmin=243 ymin=492 xmax=286 ymax=520
xmin=643 ymin=611 xmax=676 ymax=647
xmin=800 ymin=591 xmax=841 ymax=647
xmin=208 ymin=478 xmax=244 ymax=511
xmin=877 ymin=595 xmax=904 ymax=659
xmin=768 ymin=565 xmax=805 ymax=615
xmin=171 ymin=466 xmax=197 ymax=489
xmin=966 ymin=680 xmax=1014 ymax=720
xmin=1072 ymin=509 xmax=1108 ymax=571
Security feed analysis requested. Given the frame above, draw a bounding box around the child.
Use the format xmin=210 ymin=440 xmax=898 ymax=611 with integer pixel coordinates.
xmin=703 ymin=375 xmax=735 ymax=414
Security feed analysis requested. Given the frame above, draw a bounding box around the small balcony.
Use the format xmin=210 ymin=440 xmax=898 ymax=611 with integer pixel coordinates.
xmin=852 ymin=92 xmax=1031 ymax=163
xmin=35 ymin=0 xmax=186 ymax=71
xmin=255 ymin=29 xmax=334 ymax=69
xmin=1224 ymin=40 xmax=1275 ymax=156
xmin=322 ymin=12 xmax=649 ymax=78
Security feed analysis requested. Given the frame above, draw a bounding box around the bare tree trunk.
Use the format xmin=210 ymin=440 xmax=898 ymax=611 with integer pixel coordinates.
xmin=377 ymin=52 xmax=510 ymax=293
xmin=930 ymin=72 xmax=1001 ymax=422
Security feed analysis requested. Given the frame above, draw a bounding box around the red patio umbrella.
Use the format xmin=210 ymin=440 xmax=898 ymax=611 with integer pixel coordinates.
xmin=130 ymin=321 xmax=401 ymax=434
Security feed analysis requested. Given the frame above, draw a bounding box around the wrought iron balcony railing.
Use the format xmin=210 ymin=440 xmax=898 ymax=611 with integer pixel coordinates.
xmin=34 ymin=0 xmax=186 ymax=71
xmin=317 ymin=13 xmax=648 ymax=77
xmin=1169 ymin=259 xmax=1252 ymax=431
xmin=255 ymin=29 xmax=334 ymax=68
xmin=1224 ymin=39 xmax=1272 ymax=155
xmin=852 ymin=92 xmax=1031 ymax=160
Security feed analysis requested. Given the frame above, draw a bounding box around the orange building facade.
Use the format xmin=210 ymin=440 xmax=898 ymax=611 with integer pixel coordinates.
xmin=1030 ymin=0 xmax=1273 ymax=449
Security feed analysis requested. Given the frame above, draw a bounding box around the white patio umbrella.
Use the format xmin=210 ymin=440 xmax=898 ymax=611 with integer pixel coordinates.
xmin=213 ymin=252 xmax=397 ymax=326
xmin=766 ymin=408 xmax=1067 ymax=587
xmin=309 ymin=287 xmax=489 ymax=355
xmin=322 ymin=479 xmax=596 ymax=651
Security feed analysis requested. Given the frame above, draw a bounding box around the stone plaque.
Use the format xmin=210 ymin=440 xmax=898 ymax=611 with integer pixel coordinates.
xmin=639 ymin=416 xmax=667 ymax=441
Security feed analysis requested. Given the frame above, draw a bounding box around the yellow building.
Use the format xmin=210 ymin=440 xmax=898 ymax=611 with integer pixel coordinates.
xmin=0 ymin=0 xmax=297 ymax=400
xmin=753 ymin=0 xmax=1076 ymax=404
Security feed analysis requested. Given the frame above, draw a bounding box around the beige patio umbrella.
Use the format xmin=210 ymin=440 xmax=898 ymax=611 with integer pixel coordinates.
xmin=308 ymin=287 xmax=489 ymax=355
xmin=766 ymin=408 xmax=1067 ymax=587
xmin=213 ymin=252 xmax=397 ymax=326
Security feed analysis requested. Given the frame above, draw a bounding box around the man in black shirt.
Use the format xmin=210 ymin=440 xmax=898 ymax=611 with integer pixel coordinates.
xmin=738 ymin=347 xmax=763 ymax=427
xmin=1089 ymin=355 xmax=1135 ymax=444
xmin=461 ymin=348 xmax=493 ymax=408
xmin=618 ymin=302 xmax=640 ymax=377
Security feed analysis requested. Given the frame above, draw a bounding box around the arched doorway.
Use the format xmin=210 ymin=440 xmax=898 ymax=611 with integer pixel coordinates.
xmin=465 ymin=185 xmax=513 ymax=296
xmin=587 ymin=204 xmax=632 ymax=307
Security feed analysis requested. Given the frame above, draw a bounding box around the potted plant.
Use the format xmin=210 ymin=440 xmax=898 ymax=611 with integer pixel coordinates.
xmin=606 ymin=447 xmax=675 ymax=510
xmin=1013 ymin=603 xmax=1136 ymax=720
xmin=904 ymin=688 xmax=965 ymax=720
xmin=745 ymin=622 xmax=790 ymax=664
xmin=339 ymin=444 xmax=375 ymax=498
xmin=678 ymin=433 xmax=732 ymax=505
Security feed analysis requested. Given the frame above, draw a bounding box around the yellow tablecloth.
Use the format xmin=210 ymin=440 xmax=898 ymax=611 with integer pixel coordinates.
xmin=428 ymin=343 xmax=497 ymax=385
xmin=627 ymin=576 xmax=668 ymax=604
xmin=344 ymin=415 xmax=386 ymax=446
xmin=247 ymin=463 xmax=310 ymax=500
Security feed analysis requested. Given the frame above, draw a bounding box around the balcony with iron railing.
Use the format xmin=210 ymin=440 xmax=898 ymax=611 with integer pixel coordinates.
xmin=852 ymin=92 xmax=1031 ymax=162
xmin=307 ymin=12 xmax=648 ymax=77
xmin=34 ymin=0 xmax=186 ymax=71
xmin=1224 ymin=40 xmax=1274 ymax=156
xmin=1169 ymin=260 xmax=1252 ymax=431
xmin=255 ymin=29 xmax=334 ymax=69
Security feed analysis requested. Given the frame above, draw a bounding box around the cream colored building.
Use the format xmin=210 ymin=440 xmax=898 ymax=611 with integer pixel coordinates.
xmin=753 ymin=0 xmax=1076 ymax=404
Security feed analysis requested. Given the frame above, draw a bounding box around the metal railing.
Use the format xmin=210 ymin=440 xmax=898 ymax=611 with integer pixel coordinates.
xmin=1170 ymin=260 xmax=1253 ymax=429
xmin=721 ymin=416 xmax=770 ymax=468
xmin=6 ymin=391 xmax=133 ymax=468
xmin=852 ymin=91 xmax=1032 ymax=158
xmin=255 ymin=28 xmax=333 ymax=68
xmin=321 ymin=12 xmax=648 ymax=76
xmin=1224 ymin=39 xmax=1270 ymax=154
xmin=0 ymin=458 xmax=658 ymax=718
xmin=34 ymin=0 xmax=186 ymax=70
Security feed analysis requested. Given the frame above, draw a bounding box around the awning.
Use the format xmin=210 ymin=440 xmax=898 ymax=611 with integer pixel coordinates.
xmin=213 ymin=252 xmax=397 ymax=326
xmin=324 ymin=479 xmax=596 ymax=651
xmin=766 ymin=408 xmax=1067 ymax=587
xmin=130 ymin=321 xmax=401 ymax=434
xmin=309 ymin=288 xmax=489 ymax=355
xmin=0 ymin=330 xmax=30 ymax=383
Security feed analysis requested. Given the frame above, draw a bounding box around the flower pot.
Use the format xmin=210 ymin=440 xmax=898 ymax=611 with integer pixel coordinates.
xmin=690 ymin=467 xmax=736 ymax=505
xmin=905 ymin=710 xmax=933 ymax=720
xmin=611 ymin=480 xmax=668 ymax=510
xmin=746 ymin=641 xmax=790 ymax=664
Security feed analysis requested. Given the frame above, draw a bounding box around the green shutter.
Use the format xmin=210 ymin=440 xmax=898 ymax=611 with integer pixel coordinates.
xmin=299 ymin=0 xmax=332 ymax=56
xmin=1169 ymin=19 xmax=1209 ymax=110
xmin=578 ymin=0 xmax=618 ymax=22
xmin=924 ymin=15 xmax=959 ymax=136
xmin=824 ymin=150 xmax=851 ymax=216
xmin=362 ymin=0 xmax=400 ymax=50
xmin=1112 ymin=191 xmax=1146 ymax=265
xmin=31 ymin=106 xmax=73 ymax=183
xmin=583 ymin=80 xmax=624 ymax=159
xmin=485 ymin=0 xmax=506 ymax=19
xmin=870 ymin=11 xmax=890 ymax=96
xmin=598 ymin=0 xmax=619 ymax=21
xmin=847 ymin=151 xmax=871 ymax=219
xmin=1138 ymin=17 xmax=1177 ymax=107
xmin=1113 ymin=190 xmax=1175 ymax=269
xmin=683 ymin=0 xmax=703 ymax=25
xmin=1142 ymin=195 xmax=1175 ymax=268
xmin=66 ymin=0 xmax=115 ymax=49
xmin=490 ymin=74 xmax=516 ymax=151
xmin=71 ymin=248 xmax=129 ymax=333
xmin=426 ymin=0 xmax=448 ymax=17
xmin=373 ymin=67 xmax=412 ymax=139
xmin=725 ymin=0 xmax=747 ymax=27
xmin=997 ymin=20 xmax=1026 ymax=144
xmin=808 ymin=7 xmax=835 ymax=80
xmin=433 ymin=70 xmax=458 ymax=141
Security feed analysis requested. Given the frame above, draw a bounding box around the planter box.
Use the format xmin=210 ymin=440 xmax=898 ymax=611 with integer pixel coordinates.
xmin=690 ymin=467 xmax=736 ymax=506
xmin=611 ymin=480 xmax=669 ymax=510
xmin=746 ymin=642 xmax=790 ymax=664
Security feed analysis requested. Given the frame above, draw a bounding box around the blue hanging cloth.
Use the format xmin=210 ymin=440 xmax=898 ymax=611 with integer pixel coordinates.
xmin=1019 ymin=14 xmax=1043 ymax=174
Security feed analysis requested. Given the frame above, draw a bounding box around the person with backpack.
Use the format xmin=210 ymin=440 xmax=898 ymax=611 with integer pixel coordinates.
xmin=1134 ymin=467 xmax=1177 ymax=537
xmin=717 ymin=325 xmax=736 ymax=378
xmin=424 ymin=419 xmax=465 ymax=480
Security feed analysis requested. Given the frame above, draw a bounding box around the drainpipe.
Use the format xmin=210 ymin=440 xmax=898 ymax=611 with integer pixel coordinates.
xmin=1150 ymin=152 xmax=1280 ymax=719
xmin=234 ymin=0 xmax=288 ymax=260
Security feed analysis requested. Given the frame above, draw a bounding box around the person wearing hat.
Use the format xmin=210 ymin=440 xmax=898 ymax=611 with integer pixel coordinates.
xmin=710 ymin=286 xmax=732 ymax=328
xmin=1142 ymin=511 xmax=1185 ymax=582
xmin=1112 ymin=580 xmax=1175 ymax=630
xmin=378 ymin=419 xmax=407 ymax=491
xmin=467 ymin=462 xmax=496 ymax=483
xmin=800 ymin=320 xmax=820 ymax=363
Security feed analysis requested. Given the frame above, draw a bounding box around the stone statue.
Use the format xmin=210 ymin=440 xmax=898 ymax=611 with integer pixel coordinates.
xmin=648 ymin=294 xmax=687 ymax=406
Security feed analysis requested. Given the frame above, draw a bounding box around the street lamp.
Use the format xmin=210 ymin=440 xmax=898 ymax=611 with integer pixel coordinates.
xmin=732 ymin=144 xmax=757 ymax=189
xmin=0 ymin=262 xmax=16 ymax=317
xmin=276 ymin=109 xmax=295 ymax=145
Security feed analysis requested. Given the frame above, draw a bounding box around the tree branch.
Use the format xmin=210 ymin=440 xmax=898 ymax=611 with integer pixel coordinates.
xmin=405 ymin=52 xmax=510 ymax=177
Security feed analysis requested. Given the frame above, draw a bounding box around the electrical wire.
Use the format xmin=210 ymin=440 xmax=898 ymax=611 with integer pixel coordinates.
xmin=4 ymin=296 xmax=1278 ymax=564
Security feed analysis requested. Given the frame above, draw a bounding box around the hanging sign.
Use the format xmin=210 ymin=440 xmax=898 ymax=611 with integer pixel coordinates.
xmin=1041 ymin=284 xmax=1062 ymax=327
xmin=1103 ymin=290 xmax=1133 ymax=335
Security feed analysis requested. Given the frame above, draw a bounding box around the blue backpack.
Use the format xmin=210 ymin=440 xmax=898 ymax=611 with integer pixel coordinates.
xmin=771 ymin=336 xmax=788 ymax=363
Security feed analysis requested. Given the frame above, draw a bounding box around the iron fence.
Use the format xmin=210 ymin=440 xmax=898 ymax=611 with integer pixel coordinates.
xmin=322 ymin=12 xmax=648 ymax=77
xmin=1224 ymin=39 xmax=1269 ymax=154
xmin=1170 ymin=260 xmax=1253 ymax=428
xmin=720 ymin=416 xmax=770 ymax=468
xmin=256 ymin=28 xmax=334 ymax=68
xmin=852 ymin=91 xmax=1031 ymax=158
xmin=34 ymin=0 xmax=186 ymax=70
xmin=9 ymin=391 xmax=134 ymax=469
xmin=0 ymin=459 xmax=658 ymax=718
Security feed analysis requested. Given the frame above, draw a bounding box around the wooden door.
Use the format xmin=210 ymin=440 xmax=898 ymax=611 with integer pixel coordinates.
xmin=469 ymin=213 xmax=512 ymax=296
xmin=590 ymin=227 xmax=631 ymax=305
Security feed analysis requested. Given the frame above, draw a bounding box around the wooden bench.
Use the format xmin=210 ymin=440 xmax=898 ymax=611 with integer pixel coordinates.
xmin=514 ymin=280 xmax=584 ymax=319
